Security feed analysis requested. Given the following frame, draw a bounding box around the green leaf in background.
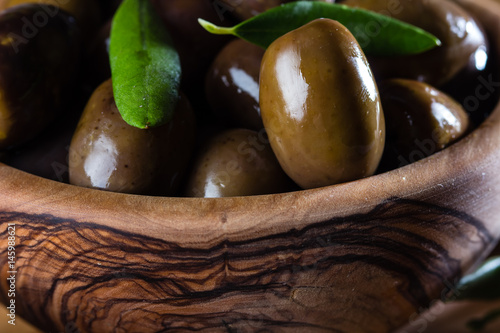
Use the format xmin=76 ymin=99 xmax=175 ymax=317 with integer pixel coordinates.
xmin=110 ymin=0 xmax=181 ymax=129
xmin=198 ymin=1 xmax=441 ymax=57
xmin=453 ymin=256 xmax=500 ymax=301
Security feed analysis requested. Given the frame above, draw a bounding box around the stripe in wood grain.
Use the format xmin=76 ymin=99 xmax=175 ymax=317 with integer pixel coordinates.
xmin=0 ymin=198 xmax=492 ymax=332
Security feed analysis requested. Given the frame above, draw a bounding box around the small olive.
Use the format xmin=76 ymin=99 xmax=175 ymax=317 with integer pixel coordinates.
xmin=378 ymin=79 xmax=470 ymax=169
xmin=259 ymin=18 xmax=385 ymax=189
xmin=69 ymin=79 xmax=196 ymax=196
xmin=0 ymin=4 xmax=81 ymax=150
xmin=206 ymin=39 xmax=265 ymax=131
xmin=342 ymin=0 xmax=488 ymax=87
xmin=184 ymin=128 xmax=294 ymax=198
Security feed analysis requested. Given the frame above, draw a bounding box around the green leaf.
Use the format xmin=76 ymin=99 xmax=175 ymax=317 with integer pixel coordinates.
xmin=109 ymin=0 xmax=181 ymax=129
xmin=452 ymin=257 xmax=500 ymax=301
xmin=198 ymin=1 xmax=441 ymax=56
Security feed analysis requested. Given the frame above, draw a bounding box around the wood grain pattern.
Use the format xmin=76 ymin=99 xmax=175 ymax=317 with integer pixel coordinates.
xmin=0 ymin=198 xmax=495 ymax=333
xmin=1 ymin=0 xmax=500 ymax=332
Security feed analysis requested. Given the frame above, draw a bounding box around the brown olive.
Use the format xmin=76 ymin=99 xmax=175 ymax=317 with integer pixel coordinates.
xmin=0 ymin=115 xmax=76 ymax=183
xmin=184 ymin=128 xmax=294 ymax=198
xmin=259 ymin=18 xmax=385 ymax=189
xmin=343 ymin=0 xmax=488 ymax=87
xmin=218 ymin=0 xmax=335 ymax=21
xmin=378 ymin=79 xmax=470 ymax=169
xmin=69 ymin=79 xmax=196 ymax=196
xmin=151 ymin=0 xmax=232 ymax=93
xmin=0 ymin=4 xmax=81 ymax=150
xmin=206 ymin=39 xmax=265 ymax=131
xmin=100 ymin=0 xmax=122 ymax=20
xmin=1 ymin=0 xmax=102 ymax=43
xmin=83 ymin=20 xmax=112 ymax=91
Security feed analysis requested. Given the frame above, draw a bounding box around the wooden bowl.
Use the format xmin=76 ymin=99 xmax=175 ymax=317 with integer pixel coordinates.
xmin=2 ymin=0 xmax=500 ymax=332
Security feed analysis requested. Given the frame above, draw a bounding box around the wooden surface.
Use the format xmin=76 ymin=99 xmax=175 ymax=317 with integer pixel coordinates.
xmin=0 ymin=307 xmax=41 ymax=333
xmin=1 ymin=0 xmax=500 ymax=332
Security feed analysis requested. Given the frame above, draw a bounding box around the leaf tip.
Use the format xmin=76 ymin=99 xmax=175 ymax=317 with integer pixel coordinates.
xmin=198 ymin=18 xmax=234 ymax=36
xmin=198 ymin=18 xmax=216 ymax=33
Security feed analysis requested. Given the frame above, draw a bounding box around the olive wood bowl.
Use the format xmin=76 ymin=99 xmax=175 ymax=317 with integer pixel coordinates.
xmin=2 ymin=0 xmax=500 ymax=332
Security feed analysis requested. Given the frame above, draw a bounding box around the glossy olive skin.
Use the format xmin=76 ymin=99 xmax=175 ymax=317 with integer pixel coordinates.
xmin=0 ymin=4 xmax=81 ymax=150
xmin=0 ymin=0 xmax=102 ymax=42
xmin=218 ymin=0 xmax=335 ymax=21
xmin=260 ymin=18 xmax=385 ymax=189
xmin=69 ymin=79 xmax=196 ymax=196
xmin=378 ymin=79 xmax=470 ymax=170
xmin=343 ymin=0 xmax=488 ymax=87
xmin=206 ymin=39 xmax=265 ymax=131
xmin=184 ymin=128 xmax=294 ymax=198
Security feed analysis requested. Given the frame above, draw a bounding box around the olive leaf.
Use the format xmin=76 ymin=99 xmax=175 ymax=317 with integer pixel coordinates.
xmin=451 ymin=256 xmax=500 ymax=301
xmin=109 ymin=0 xmax=181 ymax=129
xmin=199 ymin=1 xmax=441 ymax=56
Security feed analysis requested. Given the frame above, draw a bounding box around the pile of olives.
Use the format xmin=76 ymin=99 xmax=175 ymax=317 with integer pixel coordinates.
xmin=0 ymin=0 xmax=496 ymax=198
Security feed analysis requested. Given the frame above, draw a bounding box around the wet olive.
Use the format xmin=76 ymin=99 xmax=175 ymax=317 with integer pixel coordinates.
xmin=184 ymin=128 xmax=294 ymax=198
xmin=69 ymin=79 xmax=196 ymax=196
xmin=378 ymin=79 xmax=470 ymax=169
xmin=206 ymin=39 xmax=265 ymax=131
xmin=343 ymin=0 xmax=488 ymax=87
xmin=217 ymin=0 xmax=335 ymax=21
xmin=0 ymin=4 xmax=81 ymax=150
xmin=0 ymin=0 xmax=102 ymax=42
xmin=259 ymin=18 xmax=385 ymax=190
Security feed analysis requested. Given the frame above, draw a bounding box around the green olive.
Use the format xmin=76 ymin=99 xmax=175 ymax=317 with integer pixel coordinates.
xmin=378 ymin=79 xmax=470 ymax=169
xmin=69 ymin=79 xmax=196 ymax=196
xmin=343 ymin=0 xmax=488 ymax=87
xmin=184 ymin=128 xmax=294 ymax=198
xmin=206 ymin=39 xmax=265 ymax=131
xmin=259 ymin=18 xmax=385 ymax=189
xmin=0 ymin=4 xmax=81 ymax=150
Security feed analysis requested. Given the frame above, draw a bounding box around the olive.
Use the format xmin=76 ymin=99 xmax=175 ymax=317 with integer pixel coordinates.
xmin=1 ymin=115 xmax=76 ymax=183
xmin=184 ymin=128 xmax=294 ymax=198
xmin=100 ymin=0 xmax=122 ymax=20
xmin=0 ymin=4 xmax=81 ymax=150
xmin=69 ymin=79 xmax=196 ymax=196
xmin=0 ymin=0 xmax=102 ymax=42
xmin=260 ymin=19 xmax=385 ymax=189
xmin=83 ymin=20 xmax=112 ymax=91
xmin=342 ymin=0 xmax=488 ymax=87
xmin=151 ymin=0 xmax=232 ymax=93
xmin=259 ymin=18 xmax=385 ymax=190
xmin=217 ymin=0 xmax=335 ymax=21
xmin=206 ymin=39 xmax=265 ymax=131
xmin=378 ymin=79 xmax=470 ymax=170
